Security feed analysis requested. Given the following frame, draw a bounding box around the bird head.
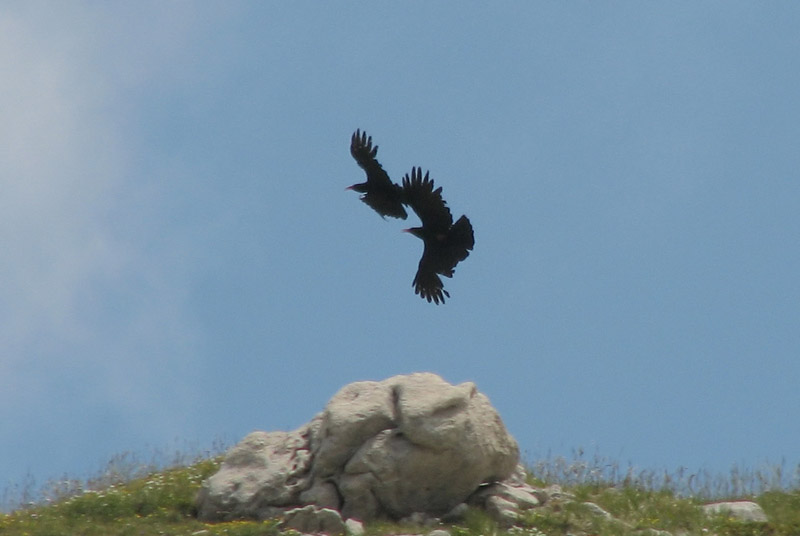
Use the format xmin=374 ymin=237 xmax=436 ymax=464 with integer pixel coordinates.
xmin=402 ymin=227 xmax=424 ymax=240
xmin=346 ymin=183 xmax=368 ymax=193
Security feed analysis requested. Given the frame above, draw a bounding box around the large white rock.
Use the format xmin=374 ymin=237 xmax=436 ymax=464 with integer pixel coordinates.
xmin=333 ymin=373 xmax=519 ymax=519
xmin=196 ymin=372 xmax=519 ymax=522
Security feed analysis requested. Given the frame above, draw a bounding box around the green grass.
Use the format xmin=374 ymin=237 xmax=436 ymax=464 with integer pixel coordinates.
xmin=0 ymin=457 xmax=288 ymax=536
xmin=2 ymin=451 xmax=799 ymax=536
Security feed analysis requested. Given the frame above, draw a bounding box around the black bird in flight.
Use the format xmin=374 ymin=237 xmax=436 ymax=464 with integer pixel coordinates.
xmin=402 ymin=167 xmax=474 ymax=304
xmin=347 ymin=129 xmax=408 ymax=219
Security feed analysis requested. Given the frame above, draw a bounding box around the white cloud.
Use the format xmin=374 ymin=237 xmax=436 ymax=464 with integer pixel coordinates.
xmin=0 ymin=11 xmax=116 ymax=346
xmin=0 ymin=5 xmax=204 ymax=429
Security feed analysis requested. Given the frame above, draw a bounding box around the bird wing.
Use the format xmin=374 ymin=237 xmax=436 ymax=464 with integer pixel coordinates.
xmin=349 ymin=130 xmax=408 ymax=219
xmin=401 ymin=167 xmax=453 ymax=232
xmin=412 ymin=250 xmax=451 ymax=305
xmin=350 ymin=129 xmax=393 ymax=188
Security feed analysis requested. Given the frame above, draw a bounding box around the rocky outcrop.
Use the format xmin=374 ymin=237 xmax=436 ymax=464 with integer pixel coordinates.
xmin=194 ymin=372 xmax=777 ymax=536
xmin=466 ymin=464 xmax=545 ymax=525
xmin=196 ymin=372 xmax=519 ymax=522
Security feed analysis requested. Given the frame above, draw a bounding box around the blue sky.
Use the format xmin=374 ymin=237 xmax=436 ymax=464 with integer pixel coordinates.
xmin=2 ymin=2 xmax=799 ymax=499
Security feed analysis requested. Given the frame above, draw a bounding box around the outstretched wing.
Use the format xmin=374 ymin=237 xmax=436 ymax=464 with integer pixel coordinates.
xmin=348 ymin=129 xmax=407 ymax=219
xmin=401 ymin=167 xmax=452 ymax=232
xmin=412 ymin=251 xmax=451 ymax=305
xmin=350 ymin=129 xmax=391 ymax=186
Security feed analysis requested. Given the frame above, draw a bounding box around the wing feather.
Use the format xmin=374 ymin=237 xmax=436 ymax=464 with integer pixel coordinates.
xmin=401 ymin=167 xmax=452 ymax=232
xmin=350 ymin=129 xmax=393 ymax=188
xmin=412 ymin=251 xmax=451 ymax=305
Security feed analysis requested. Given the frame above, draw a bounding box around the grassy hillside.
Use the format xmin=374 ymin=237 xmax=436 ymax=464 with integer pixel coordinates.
xmin=2 ymin=453 xmax=799 ymax=536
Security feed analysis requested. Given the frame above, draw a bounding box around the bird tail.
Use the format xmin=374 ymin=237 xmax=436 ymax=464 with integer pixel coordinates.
xmin=451 ymin=215 xmax=475 ymax=251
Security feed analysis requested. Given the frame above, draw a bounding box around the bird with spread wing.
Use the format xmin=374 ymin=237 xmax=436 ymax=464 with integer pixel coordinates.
xmin=401 ymin=167 xmax=474 ymax=304
xmin=346 ymin=129 xmax=407 ymax=219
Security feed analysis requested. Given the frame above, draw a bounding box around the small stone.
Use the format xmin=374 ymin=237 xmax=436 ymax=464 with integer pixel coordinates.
xmin=541 ymin=484 xmax=573 ymax=503
xmin=344 ymin=518 xmax=365 ymax=536
xmin=485 ymin=496 xmax=519 ymax=526
xmin=496 ymin=483 xmax=540 ymax=509
xmin=581 ymin=501 xmax=613 ymax=520
xmin=702 ymin=501 xmax=767 ymax=522
xmin=282 ymin=505 xmax=346 ymax=535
